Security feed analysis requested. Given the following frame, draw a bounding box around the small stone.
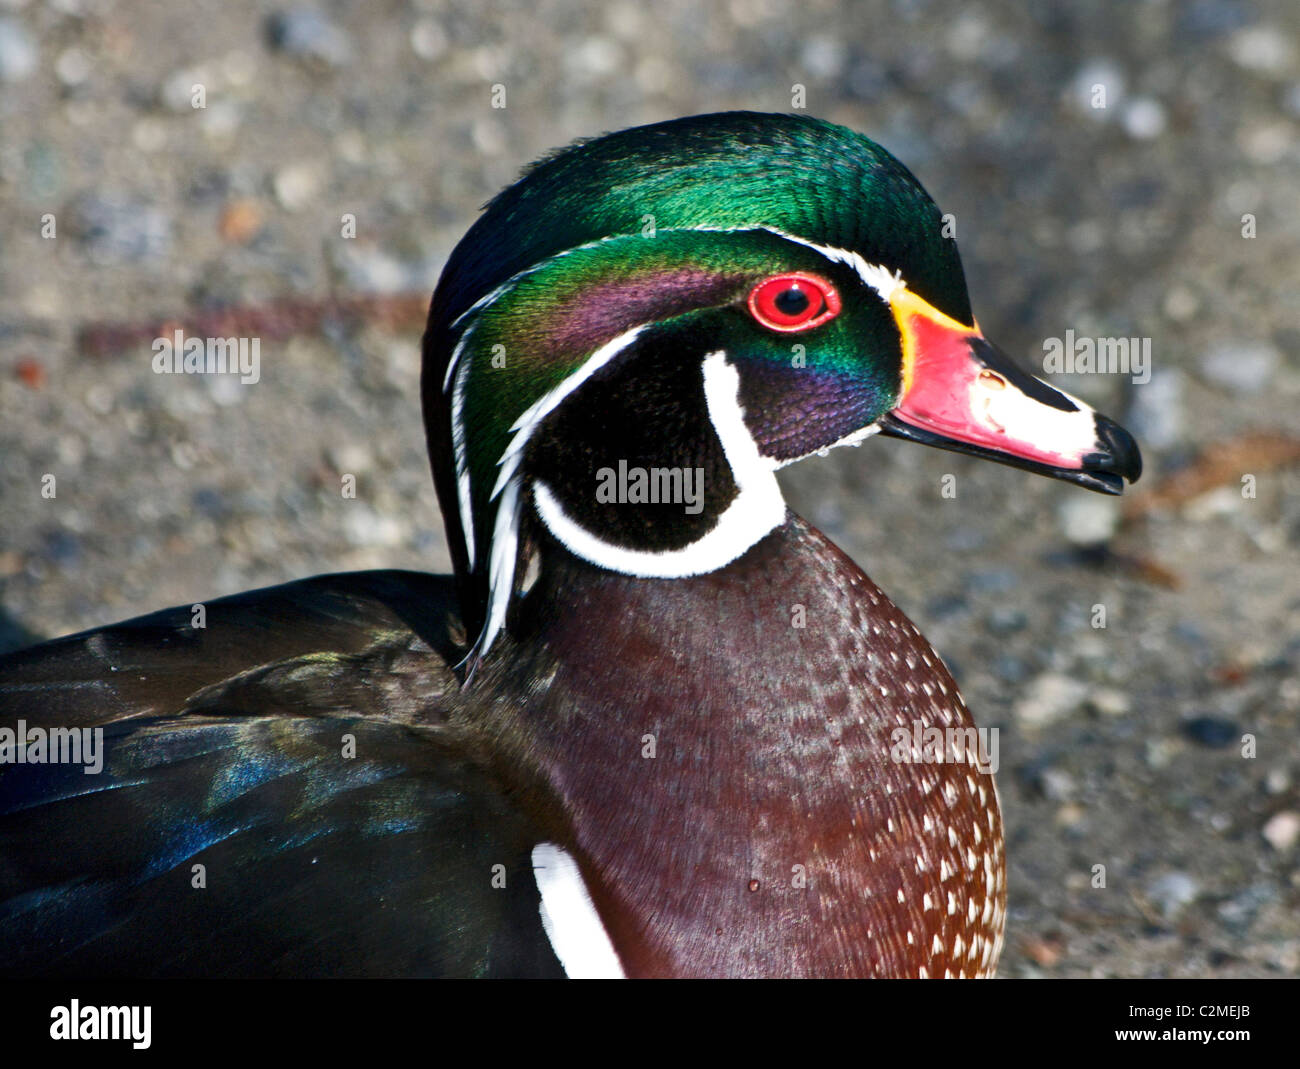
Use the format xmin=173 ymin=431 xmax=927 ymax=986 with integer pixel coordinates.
xmin=986 ymin=606 xmax=1028 ymax=635
xmin=1145 ymin=738 xmax=1176 ymax=769
xmin=1238 ymin=122 xmax=1292 ymax=164
xmin=0 ymin=17 xmax=36 ymax=83
xmin=1227 ymin=26 xmax=1295 ymax=75
xmin=1015 ymin=672 xmax=1090 ymax=729
xmin=1163 ymin=287 xmax=1199 ymax=322
xmin=341 ymin=504 xmax=405 ymax=548
xmin=85 ymin=384 xmax=113 ymax=414
xmin=1071 ymin=58 xmax=1125 ymax=117
xmin=327 ymin=442 xmax=372 ymax=475
xmin=1122 ymin=97 xmax=1167 ymax=139
xmin=160 ymin=67 xmax=209 ymax=112
xmin=1147 ymin=872 xmax=1200 ymax=918
xmin=1262 ymin=811 xmax=1300 ymax=852
xmin=329 ymin=243 xmax=413 ymax=293
xmin=1041 ymin=768 xmax=1077 ymax=802
xmin=1054 ymin=802 xmax=1087 ymax=829
xmin=1200 ymin=340 xmax=1279 ymax=394
xmin=1058 ymin=494 xmax=1120 ymax=545
xmin=566 ymin=35 xmax=621 ymax=79
xmin=992 ymin=654 xmax=1028 ymax=684
xmin=801 ymin=35 xmax=848 ymax=78
xmin=13 ymin=356 xmax=44 ymax=389
xmin=265 ymin=7 xmax=353 ymax=67
xmin=1128 ymin=368 xmax=1186 ymax=451
xmin=1265 ymin=767 xmax=1291 ymax=795
xmin=1088 ymin=687 xmax=1131 ymax=717
xmin=68 ymin=193 xmax=172 ymax=264
xmin=410 ymin=18 xmax=447 ymax=60
xmin=55 ymin=46 xmax=90 ymax=86
xmin=273 ymin=162 xmax=321 ymax=211
xmin=219 ymin=199 xmax=264 ymax=243
xmin=1182 ymin=716 xmax=1238 ymax=748
xmin=201 ymin=99 xmax=243 ymax=139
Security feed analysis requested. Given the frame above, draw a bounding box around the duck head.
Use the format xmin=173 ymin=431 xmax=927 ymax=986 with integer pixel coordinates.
xmin=421 ymin=112 xmax=1141 ymax=663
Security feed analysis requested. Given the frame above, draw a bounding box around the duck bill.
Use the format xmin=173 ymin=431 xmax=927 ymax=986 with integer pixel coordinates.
xmin=879 ymin=289 xmax=1142 ymax=495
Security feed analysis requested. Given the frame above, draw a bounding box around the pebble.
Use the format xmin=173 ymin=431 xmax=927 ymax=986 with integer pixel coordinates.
xmin=0 ymin=16 xmax=36 ymax=83
xmin=1216 ymin=881 xmax=1275 ymax=932
xmin=160 ymin=67 xmax=209 ymax=112
xmin=801 ymin=35 xmax=848 ymax=79
xmin=1058 ymin=494 xmax=1120 ymax=546
xmin=273 ymin=162 xmax=322 ymax=211
xmin=1071 ymin=58 xmax=1125 ymax=116
xmin=1147 ymin=871 xmax=1200 ymax=918
xmin=1182 ymin=716 xmax=1239 ymax=748
xmin=1265 ymin=767 xmax=1291 ymax=795
xmin=991 ymin=654 xmax=1028 ymax=684
xmin=1262 ymin=811 xmax=1300 ymax=852
xmin=967 ymin=568 xmax=1017 ymax=593
xmin=1015 ymin=672 xmax=1090 ymax=729
xmin=327 ymin=442 xmax=373 ymax=476
xmin=341 ymin=503 xmax=405 ymax=548
xmin=565 ymin=35 xmax=621 ymax=79
xmin=68 ymin=193 xmax=172 ymax=264
xmin=1227 ymin=26 xmax=1295 ymax=75
xmin=329 ymin=243 xmax=418 ymax=293
xmin=1122 ymin=97 xmax=1167 ymax=139
xmin=986 ymin=606 xmax=1028 ymax=635
xmin=1128 ymin=368 xmax=1186 ymax=451
xmin=1088 ymin=687 xmax=1131 ymax=717
xmin=410 ymin=19 xmax=447 ymax=61
xmin=1200 ymin=340 xmax=1279 ymax=394
xmin=54 ymin=46 xmax=90 ymax=87
xmin=1054 ymin=802 xmax=1087 ymax=830
xmin=265 ymin=7 xmax=353 ymax=67
xmin=218 ymin=199 xmax=264 ymax=243
xmin=1040 ymin=768 xmax=1077 ymax=802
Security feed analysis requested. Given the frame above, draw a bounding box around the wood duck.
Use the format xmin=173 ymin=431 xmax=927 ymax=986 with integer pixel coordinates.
xmin=0 ymin=112 xmax=1140 ymax=978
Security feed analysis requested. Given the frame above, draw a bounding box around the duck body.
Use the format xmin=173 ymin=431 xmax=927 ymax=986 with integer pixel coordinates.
xmin=0 ymin=112 xmax=1138 ymax=977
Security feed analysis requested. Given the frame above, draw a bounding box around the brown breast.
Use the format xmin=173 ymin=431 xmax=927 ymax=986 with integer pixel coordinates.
xmin=473 ymin=514 xmax=1006 ymax=978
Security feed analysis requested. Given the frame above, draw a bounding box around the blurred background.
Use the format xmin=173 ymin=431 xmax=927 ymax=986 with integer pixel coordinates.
xmin=0 ymin=0 xmax=1297 ymax=976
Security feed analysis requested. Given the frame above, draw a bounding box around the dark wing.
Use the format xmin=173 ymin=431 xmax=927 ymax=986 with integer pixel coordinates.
xmin=0 ymin=571 xmax=563 ymax=978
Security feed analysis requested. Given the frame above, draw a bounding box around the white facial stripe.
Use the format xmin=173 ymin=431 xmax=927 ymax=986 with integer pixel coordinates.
xmin=532 ymin=843 xmax=625 ymax=979
xmin=450 ymin=335 xmax=476 ymax=571
xmin=759 ymin=227 xmax=904 ymax=301
xmin=531 ymin=351 xmax=787 ymax=579
xmin=474 ymin=327 xmax=647 ymax=659
xmin=492 ymin=327 xmax=646 ymax=501
xmin=478 ymin=476 xmax=522 ymax=661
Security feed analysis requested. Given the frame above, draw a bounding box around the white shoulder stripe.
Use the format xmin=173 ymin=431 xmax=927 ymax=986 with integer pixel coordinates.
xmin=532 ymin=843 xmax=625 ymax=979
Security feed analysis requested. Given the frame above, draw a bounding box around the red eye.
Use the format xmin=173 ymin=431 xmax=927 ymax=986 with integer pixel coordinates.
xmin=748 ymin=273 xmax=841 ymax=332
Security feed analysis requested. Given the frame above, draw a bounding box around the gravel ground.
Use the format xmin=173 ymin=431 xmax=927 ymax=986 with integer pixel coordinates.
xmin=1 ymin=0 xmax=1298 ymax=977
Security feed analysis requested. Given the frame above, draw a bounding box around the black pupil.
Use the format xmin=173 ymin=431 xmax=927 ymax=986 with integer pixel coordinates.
xmin=773 ymin=286 xmax=811 ymax=317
